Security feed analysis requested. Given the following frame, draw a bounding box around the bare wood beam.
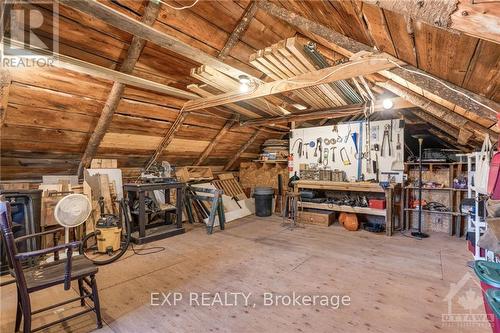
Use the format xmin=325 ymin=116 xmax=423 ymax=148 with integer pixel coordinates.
xmin=58 ymin=0 xmax=253 ymax=80
xmin=78 ymin=1 xmax=161 ymax=176
xmin=363 ymin=0 xmax=500 ymax=44
xmin=257 ymin=0 xmax=499 ymax=122
xmin=195 ymin=116 xmax=238 ymax=166
xmin=218 ymin=0 xmax=259 ymax=60
xmin=241 ymin=104 xmax=362 ymax=127
xmin=224 ymin=129 xmax=262 ymax=171
xmin=428 ymin=128 xmax=471 ymax=152
xmin=411 ymin=108 xmax=473 ymax=145
xmin=375 ymin=79 xmax=498 ymax=141
xmin=183 ymin=54 xmax=396 ymax=111
xmin=78 ymin=83 xmax=125 ymax=175
xmin=3 ymin=38 xmax=195 ymax=100
xmin=145 ymin=111 xmax=189 ymax=170
xmin=0 ymin=69 xmax=11 ymax=127
xmin=240 ymin=97 xmax=412 ymax=127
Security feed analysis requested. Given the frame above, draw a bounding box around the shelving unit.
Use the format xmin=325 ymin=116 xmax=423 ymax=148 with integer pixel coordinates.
xmin=403 ymin=162 xmax=468 ymax=235
xmin=295 ymin=180 xmax=401 ymax=236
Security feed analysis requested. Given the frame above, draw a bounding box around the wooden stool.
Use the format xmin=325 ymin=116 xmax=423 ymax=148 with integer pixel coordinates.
xmin=282 ymin=191 xmax=303 ymax=230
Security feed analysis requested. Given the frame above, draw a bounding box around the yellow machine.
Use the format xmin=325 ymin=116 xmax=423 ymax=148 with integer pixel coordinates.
xmin=96 ymin=227 xmax=121 ymax=253
xmin=95 ymin=197 xmax=122 ymax=255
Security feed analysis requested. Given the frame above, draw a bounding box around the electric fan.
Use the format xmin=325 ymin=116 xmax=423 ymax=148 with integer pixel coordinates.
xmin=54 ymin=194 xmax=92 ymax=243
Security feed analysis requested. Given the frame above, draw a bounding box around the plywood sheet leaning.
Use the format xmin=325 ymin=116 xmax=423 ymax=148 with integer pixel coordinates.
xmin=239 ymin=162 xmax=288 ymax=194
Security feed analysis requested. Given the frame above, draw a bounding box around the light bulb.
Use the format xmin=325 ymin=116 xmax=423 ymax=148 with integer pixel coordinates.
xmin=239 ymin=83 xmax=250 ymax=93
xmin=382 ymin=99 xmax=394 ymax=110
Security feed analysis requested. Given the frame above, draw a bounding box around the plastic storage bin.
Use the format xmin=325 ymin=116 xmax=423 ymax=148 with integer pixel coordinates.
xmin=254 ymin=187 xmax=274 ymax=217
xmin=486 ymin=289 xmax=500 ymax=333
xmin=474 ymin=260 xmax=500 ymax=330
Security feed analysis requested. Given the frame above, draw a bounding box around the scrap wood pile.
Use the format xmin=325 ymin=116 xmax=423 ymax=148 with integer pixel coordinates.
xmin=184 ymin=173 xmax=254 ymax=228
xmin=37 ymin=175 xmax=83 ymax=246
xmin=258 ymin=139 xmax=289 ymax=161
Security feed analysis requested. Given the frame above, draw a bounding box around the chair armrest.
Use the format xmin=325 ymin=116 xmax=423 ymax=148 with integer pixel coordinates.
xmin=14 ymin=241 xmax=80 ymax=260
xmin=15 ymin=227 xmax=65 ymax=243
xmin=15 ymin=241 xmax=81 ymax=290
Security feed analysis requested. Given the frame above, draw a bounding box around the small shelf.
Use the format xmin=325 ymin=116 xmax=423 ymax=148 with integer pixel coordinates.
xmin=404 ymin=187 xmax=469 ymax=192
xmin=299 ymin=202 xmax=386 ymax=217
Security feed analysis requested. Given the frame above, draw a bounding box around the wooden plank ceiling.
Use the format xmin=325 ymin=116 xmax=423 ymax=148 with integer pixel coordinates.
xmin=0 ymin=0 xmax=499 ymax=180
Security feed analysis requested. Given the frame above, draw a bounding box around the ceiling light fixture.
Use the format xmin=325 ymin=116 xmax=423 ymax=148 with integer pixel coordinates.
xmin=382 ymin=99 xmax=394 ymax=110
xmin=238 ymin=75 xmax=251 ymax=93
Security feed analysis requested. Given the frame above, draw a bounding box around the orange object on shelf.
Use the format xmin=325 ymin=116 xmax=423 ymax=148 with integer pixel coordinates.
xmin=343 ymin=213 xmax=359 ymax=231
xmin=338 ymin=212 xmax=347 ymax=225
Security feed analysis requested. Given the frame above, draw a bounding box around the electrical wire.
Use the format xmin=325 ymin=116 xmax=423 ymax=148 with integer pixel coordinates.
xmin=157 ymin=0 xmax=200 ymax=10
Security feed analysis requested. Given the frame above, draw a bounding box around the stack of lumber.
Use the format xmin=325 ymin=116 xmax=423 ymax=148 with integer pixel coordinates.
xmin=249 ymin=37 xmax=352 ymax=109
xmin=176 ymin=166 xmax=214 ymax=183
xmin=83 ymin=168 xmax=123 ymax=233
xmin=188 ymin=65 xmax=290 ymax=118
xmin=90 ymin=159 xmax=118 ymax=169
xmin=37 ymin=176 xmax=83 ymax=245
xmin=259 ymin=139 xmax=289 ymax=161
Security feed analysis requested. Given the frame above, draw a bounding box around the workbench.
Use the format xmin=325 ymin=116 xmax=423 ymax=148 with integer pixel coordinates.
xmin=124 ymin=182 xmax=185 ymax=244
xmin=295 ymin=180 xmax=401 ymax=236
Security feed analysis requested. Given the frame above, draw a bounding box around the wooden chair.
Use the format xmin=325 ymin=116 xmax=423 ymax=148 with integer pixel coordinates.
xmin=0 ymin=201 xmax=102 ymax=332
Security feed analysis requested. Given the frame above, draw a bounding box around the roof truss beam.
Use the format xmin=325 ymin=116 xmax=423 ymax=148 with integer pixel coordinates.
xmin=183 ymin=54 xmax=397 ymax=111
xmin=77 ymin=1 xmax=161 ymax=177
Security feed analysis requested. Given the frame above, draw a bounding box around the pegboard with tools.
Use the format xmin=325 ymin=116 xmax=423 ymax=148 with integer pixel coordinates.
xmin=289 ymin=119 xmax=405 ymax=183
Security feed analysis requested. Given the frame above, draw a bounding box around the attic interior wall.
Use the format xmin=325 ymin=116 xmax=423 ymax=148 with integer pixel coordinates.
xmin=0 ymin=0 xmax=499 ymax=180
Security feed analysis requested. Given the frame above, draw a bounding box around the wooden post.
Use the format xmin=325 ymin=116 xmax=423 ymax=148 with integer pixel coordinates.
xmin=218 ymin=0 xmax=259 ymax=59
xmin=145 ymin=111 xmax=189 ymax=171
xmin=224 ymin=129 xmax=262 ymax=171
xmin=77 ymin=1 xmax=161 ymax=177
xmin=195 ymin=116 xmax=238 ymax=166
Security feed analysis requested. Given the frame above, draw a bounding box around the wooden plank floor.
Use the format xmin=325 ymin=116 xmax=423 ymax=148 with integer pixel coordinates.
xmin=1 ymin=215 xmax=489 ymax=333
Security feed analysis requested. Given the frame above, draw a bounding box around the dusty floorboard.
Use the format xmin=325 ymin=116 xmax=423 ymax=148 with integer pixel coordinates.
xmin=0 ymin=215 xmax=490 ymax=333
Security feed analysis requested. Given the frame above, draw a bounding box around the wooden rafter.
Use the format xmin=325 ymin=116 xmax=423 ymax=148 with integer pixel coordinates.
xmin=77 ymin=1 xmax=161 ymax=177
xmin=410 ymin=109 xmax=474 ymax=145
xmin=58 ymin=0 xmax=255 ymax=81
xmin=183 ymin=54 xmax=397 ymax=111
xmin=373 ymin=78 xmax=498 ymax=141
xmin=240 ymin=97 xmax=412 ymax=127
xmin=145 ymin=111 xmax=189 ymax=171
xmin=218 ymin=0 xmax=260 ymax=60
xmin=428 ymin=128 xmax=471 ymax=152
xmin=224 ymin=129 xmax=262 ymax=171
xmin=362 ymin=0 xmax=500 ymax=44
xmin=257 ymin=0 xmax=499 ymax=122
xmin=195 ymin=115 xmax=238 ymax=166
xmin=2 ymin=38 xmax=195 ymax=100
xmin=0 ymin=69 xmax=11 ymax=128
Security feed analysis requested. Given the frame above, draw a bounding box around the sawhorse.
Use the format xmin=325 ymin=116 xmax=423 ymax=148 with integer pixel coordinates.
xmin=185 ymin=185 xmax=225 ymax=234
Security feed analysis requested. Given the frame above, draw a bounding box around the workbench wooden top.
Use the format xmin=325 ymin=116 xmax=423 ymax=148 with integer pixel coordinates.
xmin=295 ymin=180 xmax=387 ymax=193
